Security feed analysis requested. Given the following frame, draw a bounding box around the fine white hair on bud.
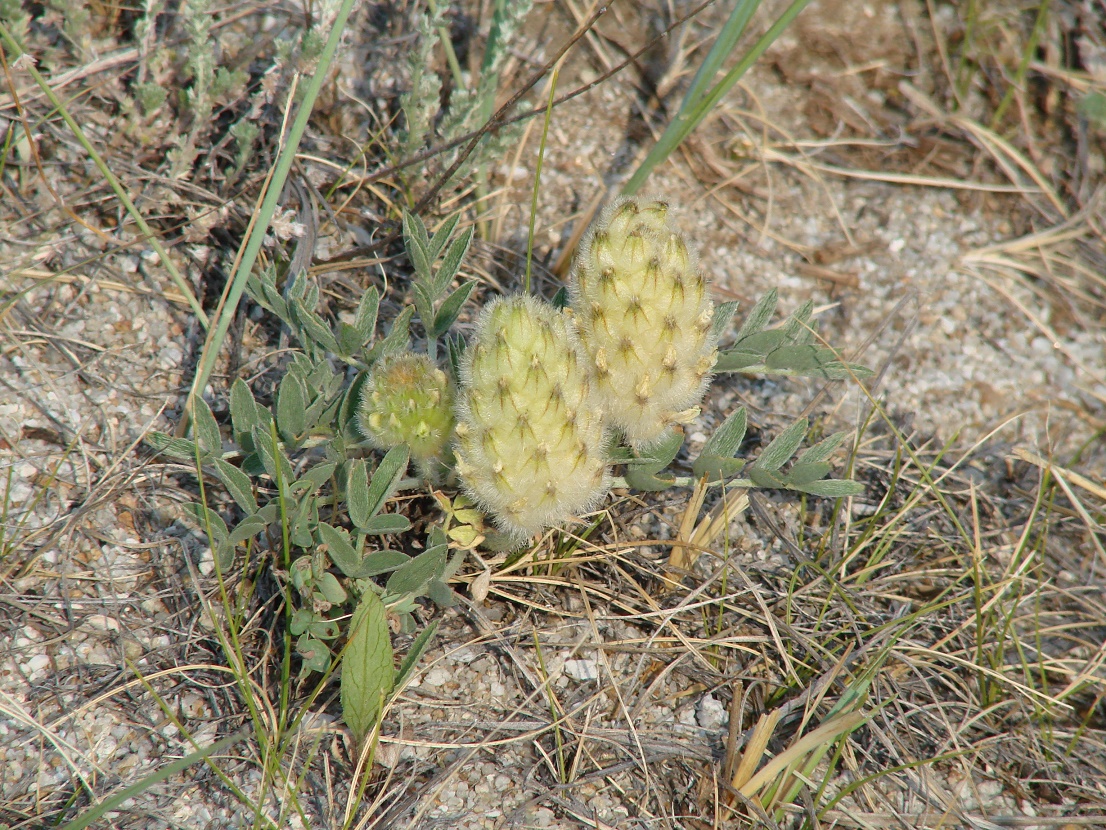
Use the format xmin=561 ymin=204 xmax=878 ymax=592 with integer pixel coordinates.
xmin=571 ymin=197 xmax=719 ymax=448
xmin=454 ymin=294 xmax=610 ymax=545
xmin=358 ymin=351 xmax=454 ymax=462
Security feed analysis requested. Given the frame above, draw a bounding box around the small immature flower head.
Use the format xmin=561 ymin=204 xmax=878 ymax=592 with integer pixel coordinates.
xmin=571 ymin=197 xmax=718 ymax=448
xmin=358 ymin=351 xmax=454 ymax=461
xmin=454 ymin=294 xmax=610 ymax=544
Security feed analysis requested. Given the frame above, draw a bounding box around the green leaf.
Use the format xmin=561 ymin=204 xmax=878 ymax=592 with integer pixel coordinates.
xmin=354 ymin=287 xmax=380 ymax=343
xmin=386 ymin=542 xmax=447 ymax=598
xmin=427 ymin=211 xmax=461 ymax=260
xmin=781 ymin=299 xmax=814 ymax=343
xmin=190 ymin=396 xmax=222 ymax=456
xmin=360 ymin=513 xmax=412 ymax=536
xmin=748 ymin=466 xmax=787 ymax=488
xmin=698 ymin=407 xmax=747 ymax=462
xmin=226 ymin=516 xmax=266 ymax=547
xmin=316 ymin=571 xmax=348 ymax=605
xmin=765 ymin=344 xmax=842 ymax=376
xmin=431 ymin=281 xmax=476 ymax=338
xmin=691 ymin=456 xmax=747 ymax=482
xmin=412 ymin=282 xmax=436 ymax=332
xmin=229 ymin=379 xmax=261 ymax=438
xmin=786 ymin=461 xmax=832 ymax=486
xmin=714 ymin=349 xmax=764 ymax=372
xmin=356 ymin=549 xmax=410 ymax=577
xmin=212 ymin=458 xmax=258 ymax=513
xmin=145 ymin=431 xmax=200 ymax=462
xmin=296 ymin=633 xmax=331 ymax=675
xmin=336 ymin=321 xmax=362 ymax=357
xmin=735 ymin=329 xmax=787 ymax=356
xmin=551 ymin=286 xmax=569 ymax=309
xmin=793 ymin=478 xmax=866 ymax=497
xmin=342 ymin=371 xmax=370 ymax=442
xmin=183 ymin=503 xmax=229 ymax=546
xmin=347 ymin=458 xmax=372 ymax=529
xmin=292 ymin=461 xmax=337 ymax=495
xmin=276 ymin=369 xmax=308 ymax=442
xmin=433 ymin=225 xmax=473 ymax=293
xmin=403 ymin=212 xmax=433 ymax=281
xmin=341 ymin=592 xmax=394 ymax=743
xmin=624 ymin=468 xmax=677 ymax=492
xmin=291 ymin=608 xmax=315 ymax=636
xmin=796 ymin=431 xmax=849 ymax=466
xmin=427 ymin=579 xmax=455 ymax=608
xmin=318 ymin=522 xmax=363 ymax=578
xmin=711 ymin=300 xmax=739 ymax=341
xmin=363 ymin=445 xmax=410 ymax=517
xmin=293 ymin=301 xmax=341 ymax=354
xmin=309 ymin=617 xmax=341 ymax=640
xmin=251 ymin=425 xmax=294 ymax=486
xmin=627 ymin=428 xmax=684 ymax=475
xmin=365 ymin=306 xmax=414 ymax=365
xmin=395 ymin=618 xmax=440 ymax=688
xmin=735 ymin=288 xmax=777 ymax=342
xmin=754 ymin=417 xmax=808 ymax=473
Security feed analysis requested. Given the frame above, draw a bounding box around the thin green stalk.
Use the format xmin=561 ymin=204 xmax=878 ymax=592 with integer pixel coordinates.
xmin=990 ymin=0 xmax=1053 ymax=128
xmin=0 ymin=22 xmax=208 ymax=327
xmin=186 ymin=0 xmax=357 ymax=418
xmin=524 ymin=61 xmax=562 ymax=294
xmin=623 ymin=0 xmax=811 ymax=195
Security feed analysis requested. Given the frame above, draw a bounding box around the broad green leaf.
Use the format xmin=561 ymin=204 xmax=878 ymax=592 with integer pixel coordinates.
xmin=793 ymin=478 xmax=866 ymax=497
xmin=309 ymin=617 xmax=341 ymax=639
xmin=711 ymin=300 xmax=739 ymax=340
xmin=786 ymin=461 xmax=832 ymax=486
xmin=748 ymin=466 xmax=787 ymax=488
xmin=145 ymin=432 xmax=200 ymax=462
xmin=317 ymin=522 xmax=363 ymax=578
xmin=316 ymin=571 xmax=348 ymax=605
xmin=734 ymin=329 xmax=787 ymax=356
xmin=691 ymin=456 xmax=747 ymax=483
xmin=796 ymin=431 xmax=849 ymax=466
xmin=354 ymin=287 xmax=380 ymax=343
xmin=296 ymin=633 xmax=331 ymax=675
xmin=342 ymin=371 xmax=370 ymax=442
xmin=698 ymin=406 xmax=747 ymax=461
xmin=714 ymin=349 xmax=764 ymax=372
xmin=365 ymin=306 xmax=414 ymax=365
xmin=190 ymin=396 xmax=222 ymax=456
xmin=782 ymin=299 xmax=814 ymax=343
xmin=356 ymin=549 xmax=410 ymax=577
xmin=337 ymin=321 xmax=362 ymax=357
xmin=363 ymin=445 xmax=410 ymax=518
xmin=627 ymin=428 xmax=684 ymax=475
xmin=427 ymin=579 xmax=455 ymax=608
xmin=229 ymin=379 xmax=261 ymax=438
xmin=433 ymin=225 xmax=474 ymax=293
xmin=341 ymin=592 xmax=394 ymax=743
xmin=212 ymin=458 xmax=258 ymax=513
xmin=276 ymin=369 xmax=308 ymax=442
xmin=347 ymin=458 xmax=372 ymax=529
xmin=183 ymin=503 xmax=228 ymax=546
xmin=293 ymin=302 xmax=340 ymax=354
xmin=431 ymin=281 xmax=476 ymax=338
xmin=427 ymin=211 xmax=461 ymax=259
xmin=754 ymin=417 xmax=808 ymax=473
xmin=403 ymin=211 xmax=431 ymax=273
xmin=412 ymin=282 xmax=436 ymax=332
xmin=360 ymin=513 xmax=412 ymax=536
xmin=226 ymin=516 xmax=266 ymax=546
xmin=624 ymin=468 xmax=677 ymax=492
xmin=386 ymin=542 xmax=447 ymax=598
xmin=735 ymin=288 xmax=777 ymax=341
xmin=291 ymin=608 xmax=315 ymax=636
xmin=765 ymin=344 xmax=843 ymax=376
xmin=251 ymin=425 xmax=294 ymax=486
xmin=395 ymin=618 xmax=440 ymax=688
xmin=291 ymin=461 xmax=337 ymax=495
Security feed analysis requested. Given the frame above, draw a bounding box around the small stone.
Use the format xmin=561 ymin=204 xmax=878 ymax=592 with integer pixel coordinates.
xmin=696 ymin=693 xmax=728 ymax=729
xmin=563 ymin=658 xmax=599 ymax=682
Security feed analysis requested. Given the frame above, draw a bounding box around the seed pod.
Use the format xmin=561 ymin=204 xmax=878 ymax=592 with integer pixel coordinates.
xmin=358 ymin=351 xmax=454 ymax=462
xmin=454 ymin=294 xmax=610 ymax=544
xmin=571 ymin=197 xmax=718 ymax=448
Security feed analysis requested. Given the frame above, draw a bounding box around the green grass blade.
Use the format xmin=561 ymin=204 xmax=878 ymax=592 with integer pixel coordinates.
xmin=186 ymin=0 xmax=358 ymax=416
xmin=59 ymin=730 xmax=248 ymax=830
xmin=623 ymin=0 xmax=811 ymax=195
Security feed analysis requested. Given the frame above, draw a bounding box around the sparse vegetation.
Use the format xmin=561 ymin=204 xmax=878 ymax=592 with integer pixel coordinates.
xmin=1 ymin=0 xmax=1104 ymax=828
